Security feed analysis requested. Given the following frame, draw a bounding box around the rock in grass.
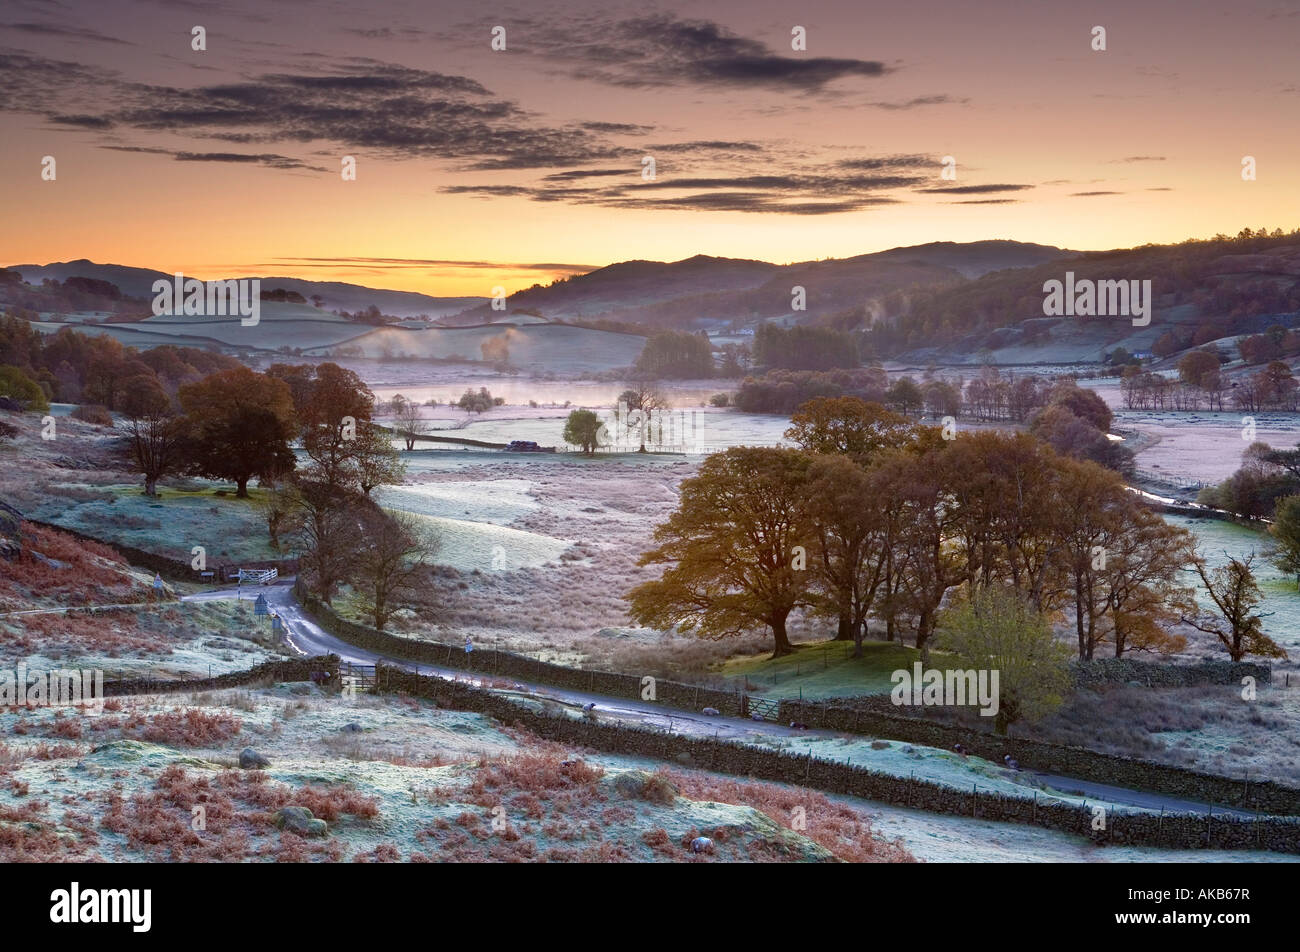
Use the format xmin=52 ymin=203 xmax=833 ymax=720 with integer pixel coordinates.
xmin=273 ymin=806 xmax=328 ymax=837
xmin=239 ymin=747 xmax=270 ymax=769
xmin=612 ymin=769 xmax=678 ymax=805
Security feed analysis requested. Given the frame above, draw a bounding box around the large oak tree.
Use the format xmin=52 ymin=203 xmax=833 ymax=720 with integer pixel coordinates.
xmin=627 ymin=446 xmax=812 ymax=657
xmin=178 ymin=367 xmax=296 ymax=498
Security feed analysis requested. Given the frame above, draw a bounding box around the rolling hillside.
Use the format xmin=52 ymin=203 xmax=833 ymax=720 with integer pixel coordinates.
xmin=7 ymin=260 xmax=482 ymax=318
xmin=443 ymin=241 xmax=1070 ymax=330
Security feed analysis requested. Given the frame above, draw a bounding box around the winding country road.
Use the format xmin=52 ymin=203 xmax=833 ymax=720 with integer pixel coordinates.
xmin=183 ymin=579 xmax=1258 ymax=820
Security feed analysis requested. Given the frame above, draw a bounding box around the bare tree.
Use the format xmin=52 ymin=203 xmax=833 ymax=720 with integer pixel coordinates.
xmin=292 ymin=481 xmax=368 ymax=602
xmin=353 ymin=510 xmax=440 ymax=630
xmin=618 ymin=380 xmax=670 ymax=452
xmin=258 ymin=484 xmax=300 ymax=551
xmin=391 ymin=395 xmax=429 ymax=450
xmin=1185 ymin=552 xmax=1285 ymax=661
xmin=119 ymin=374 xmax=184 ymax=496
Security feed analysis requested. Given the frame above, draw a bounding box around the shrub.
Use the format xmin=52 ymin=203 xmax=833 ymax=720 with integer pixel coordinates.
xmin=72 ymin=404 xmax=113 ymax=426
xmin=0 ymin=365 xmax=48 ymax=412
xmin=134 ymin=709 xmax=242 ymax=747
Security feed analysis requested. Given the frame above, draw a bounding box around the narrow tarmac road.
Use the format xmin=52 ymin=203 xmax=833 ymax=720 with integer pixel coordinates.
xmin=183 ymin=580 xmax=1259 ymax=820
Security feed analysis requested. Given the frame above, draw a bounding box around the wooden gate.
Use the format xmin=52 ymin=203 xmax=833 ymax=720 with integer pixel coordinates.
xmin=744 ymin=696 xmax=780 ymax=722
xmin=338 ymin=662 xmax=376 ymax=693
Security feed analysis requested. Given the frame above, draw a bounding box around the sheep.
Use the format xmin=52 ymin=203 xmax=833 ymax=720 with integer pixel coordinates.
xmin=1003 ymin=755 xmax=1020 ymax=771
xmin=690 ymin=836 xmax=713 ymax=854
xmin=789 ymin=722 xmax=809 ymax=730
xmin=750 ymin=712 xmax=765 ymax=722
xmin=582 ymin=702 xmax=596 ymax=712
xmin=953 ymin=743 xmax=967 ymax=757
xmin=701 ymin=707 xmax=720 ymax=716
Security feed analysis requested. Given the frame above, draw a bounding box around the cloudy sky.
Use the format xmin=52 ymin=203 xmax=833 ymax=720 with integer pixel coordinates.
xmin=1 ymin=0 xmax=1297 ymax=295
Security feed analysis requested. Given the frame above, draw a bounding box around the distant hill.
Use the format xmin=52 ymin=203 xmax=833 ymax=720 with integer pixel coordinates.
xmin=443 ymin=241 xmax=1071 ymax=330
xmin=870 ymin=232 xmax=1300 ymax=364
xmin=6 ymin=260 xmax=482 ymax=318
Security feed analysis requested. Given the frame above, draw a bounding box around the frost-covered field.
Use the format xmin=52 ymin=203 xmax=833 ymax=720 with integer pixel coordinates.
xmin=1 ymin=685 xmax=1286 ymax=863
xmin=0 ymin=685 xmax=913 ymax=862
xmin=1087 ymin=379 xmax=1300 ymax=485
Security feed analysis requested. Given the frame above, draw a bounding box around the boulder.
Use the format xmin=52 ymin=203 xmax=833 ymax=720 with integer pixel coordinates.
xmin=239 ymin=747 xmax=270 ymax=769
xmin=273 ymin=806 xmax=328 ymax=837
xmin=612 ymin=769 xmax=678 ymax=805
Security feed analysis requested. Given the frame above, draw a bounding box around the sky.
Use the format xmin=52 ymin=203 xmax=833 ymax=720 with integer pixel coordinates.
xmin=1 ymin=0 xmax=1298 ymax=296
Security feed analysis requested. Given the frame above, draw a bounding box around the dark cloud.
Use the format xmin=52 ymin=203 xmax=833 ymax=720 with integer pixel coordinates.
xmin=100 ymin=143 xmax=324 ymax=170
xmin=580 ymin=120 xmax=653 ymax=135
xmin=268 ymin=256 xmax=595 ymax=272
xmin=837 ymin=154 xmax=932 ymax=171
xmin=539 ymin=169 xmax=633 ymax=182
xmin=920 ymin=184 xmax=1032 ymax=194
xmin=47 ymin=113 xmax=113 ymax=128
xmin=528 ymin=15 xmax=890 ymax=92
xmin=443 ymin=150 xmax=938 ymax=215
xmin=172 ymin=151 xmax=326 ymax=170
xmin=1070 ymin=190 xmax=1122 ymax=196
xmin=1109 ymin=155 xmax=1166 ymax=163
xmin=0 ymin=52 xmax=634 ymax=171
xmin=646 ymin=140 xmax=765 ymax=153
xmin=342 ymin=27 xmax=426 ymax=40
xmin=1 ymin=21 xmax=133 ymax=45
xmin=600 ymin=191 xmax=896 ymax=214
xmin=868 ymin=95 xmax=969 ymax=110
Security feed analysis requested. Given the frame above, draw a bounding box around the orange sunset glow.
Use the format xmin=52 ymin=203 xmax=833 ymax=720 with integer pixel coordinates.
xmin=2 ymin=0 xmax=1298 ymax=294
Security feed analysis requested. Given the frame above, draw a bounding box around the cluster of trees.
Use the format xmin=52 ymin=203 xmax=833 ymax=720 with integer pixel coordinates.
xmin=961 ymin=369 xmax=1051 ymax=422
xmin=1121 ymin=367 xmax=1224 ymax=411
xmin=259 ymin=288 xmax=307 ymax=304
xmin=104 ymin=358 xmax=430 ymax=628
xmin=732 ymin=368 xmax=889 ymax=414
xmin=334 ymin=305 xmax=398 ymax=325
xmin=1237 ymin=325 xmax=1300 ymax=365
xmin=1124 ymin=359 xmax=1297 ymax=413
xmin=1026 ymin=381 xmax=1133 ymax=474
xmin=732 ymin=365 xmax=1131 ymax=474
xmin=0 ymin=315 xmax=241 ymax=410
xmin=634 ymin=331 xmax=713 ymax=379
xmin=0 ymin=274 xmax=145 ymax=319
xmin=456 ymin=387 xmax=502 ymax=414
xmin=753 ymin=323 xmax=860 ymax=371
xmin=115 ymin=362 xmax=402 ymax=500
xmin=628 ymin=398 xmax=1281 ymax=688
xmin=1198 ymin=445 xmax=1295 ymax=521
xmin=1232 ymin=362 xmax=1299 ymax=412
